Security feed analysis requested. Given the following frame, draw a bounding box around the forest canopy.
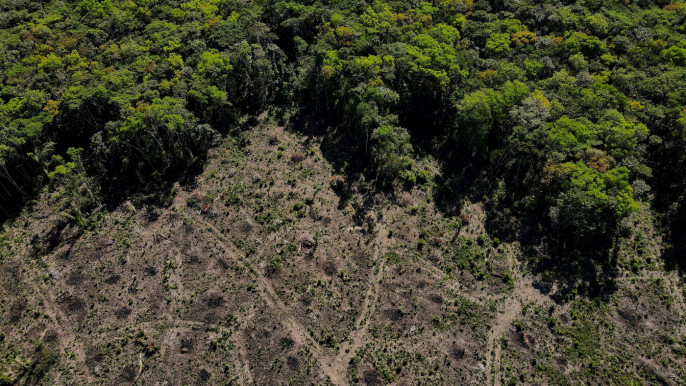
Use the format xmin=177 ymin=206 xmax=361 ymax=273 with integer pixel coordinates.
xmin=1 ymin=0 xmax=685 ymax=253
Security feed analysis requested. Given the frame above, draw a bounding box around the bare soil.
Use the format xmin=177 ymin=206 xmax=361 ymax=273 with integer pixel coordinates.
xmin=1 ymin=118 xmax=685 ymax=385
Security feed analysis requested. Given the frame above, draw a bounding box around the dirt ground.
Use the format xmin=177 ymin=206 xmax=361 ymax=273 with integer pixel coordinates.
xmin=1 ymin=117 xmax=685 ymax=385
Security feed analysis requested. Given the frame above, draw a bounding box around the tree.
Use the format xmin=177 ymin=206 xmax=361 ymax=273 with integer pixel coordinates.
xmin=370 ymin=125 xmax=415 ymax=186
xmin=485 ymin=33 xmax=511 ymax=57
xmin=548 ymin=162 xmax=639 ymax=241
xmin=662 ymin=41 xmax=686 ymax=65
xmin=48 ymin=147 xmax=99 ymax=227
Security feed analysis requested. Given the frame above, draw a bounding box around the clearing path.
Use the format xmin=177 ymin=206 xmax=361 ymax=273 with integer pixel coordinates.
xmin=175 ymin=190 xmax=395 ymax=384
xmin=331 ymin=225 xmax=389 ymax=382
xmin=484 ymin=296 xmax=520 ymax=385
xmin=484 ymin=252 xmax=551 ymax=385
xmin=174 ymin=196 xmax=341 ymax=382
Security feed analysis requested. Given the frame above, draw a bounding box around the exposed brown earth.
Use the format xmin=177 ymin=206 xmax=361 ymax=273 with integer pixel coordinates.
xmin=1 ymin=119 xmax=685 ymax=385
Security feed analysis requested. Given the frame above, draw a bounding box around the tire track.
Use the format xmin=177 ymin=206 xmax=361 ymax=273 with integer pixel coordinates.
xmin=174 ymin=192 xmax=396 ymax=385
xmin=174 ymin=199 xmax=340 ymax=382
xmin=330 ymin=226 xmax=388 ymax=382
xmin=484 ymin=253 xmax=551 ymax=385
xmin=139 ymin=318 xmax=254 ymax=384
xmin=484 ymin=297 xmax=519 ymax=385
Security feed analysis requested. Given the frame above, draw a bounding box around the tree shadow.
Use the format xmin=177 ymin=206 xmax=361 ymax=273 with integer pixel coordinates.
xmin=424 ymin=138 xmax=622 ymax=303
xmin=93 ymin=116 xmax=261 ymax=219
xmin=290 ymin=105 xmax=624 ymax=303
xmin=430 ymin=155 xmax=485 ymax=218
xmin=524 ymin=237 xmax=620 ymax=302
xmin=288 ymin=110 xmax=386 ymax=224
xmin=0 ymin=157 xmax=45 ymax=224
xmin=483 ymin=194 xmax=621 ymax=302
xmin=0 ymin=183 xmax=39 ymax=224
xmin=662 ymin=213 xmax=686 ymax=273
xmin=662 ymin=243 xmax=686 ymax=273
xmin=29 ymin=219 xmax=82 ymax=259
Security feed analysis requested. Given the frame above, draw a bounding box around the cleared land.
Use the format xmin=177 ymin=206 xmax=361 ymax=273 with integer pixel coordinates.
xmin=1 ymin=119 xmax=685 ymax=385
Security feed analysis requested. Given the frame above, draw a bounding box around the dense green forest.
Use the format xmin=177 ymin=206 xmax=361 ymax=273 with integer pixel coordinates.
xmin=1 ymin=0 xmax=685 ymax=256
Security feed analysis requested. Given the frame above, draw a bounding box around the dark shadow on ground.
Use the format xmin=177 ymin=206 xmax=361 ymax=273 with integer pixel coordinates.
xmin=521 ymin=238 xmax=620 ymax=302
xmin=289 ymin=106 xmax=624 ymax=303
xmin=483 ymin=192 xmax=622 ymax=302
xmin=418 ymin=131 xmax=623 ymax=303
xmin=288 ymin=110 xmax=390 ymax=226
xmin=29 ymin=219 xmax=81 ymax=259
xmin=0 ymin=187 xmax=38 ymax=225
xmin=662 ymin=215 xmax=686 ymax=273
xmin=0 ymin=161 xmax=44 ymax=224
xmin=97 ymin=117 xmax=262 ymax=220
